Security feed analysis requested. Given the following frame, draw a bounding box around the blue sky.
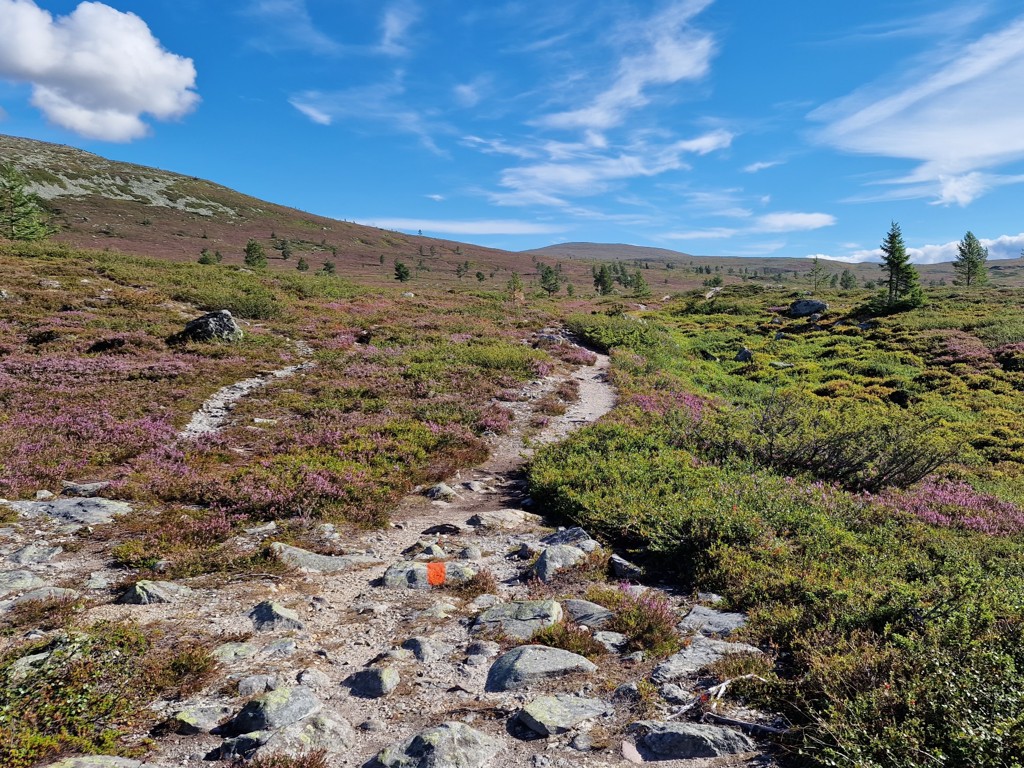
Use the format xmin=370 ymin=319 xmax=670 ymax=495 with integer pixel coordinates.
xmin=2 ymin=0 xmax=1024 ymax=263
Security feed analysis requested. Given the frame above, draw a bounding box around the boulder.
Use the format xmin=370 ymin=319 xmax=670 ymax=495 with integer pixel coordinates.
xmin=260 ymin=714 xmax=356 ymax=759
xmin=269 ymin=542 xmax=379 ymax=573
xmin=382 ymin=561 xmax=476 ymax=589
xmin=467 ymin=508 xmax=542 ymax=530
xmin=117 ymin=580 xmax=191 ymax=605
xmin=734 ymin=347 xmax=754 ymax=363
xmin=651 ymin=636 xmax=763 ymax=683
xmin=238 ymin=674 xmax=277 ymax=696
xmin=425 ymin=482 xmax=458 ymax=501
xmin=678 ymin=605 xmax=748 ymax=638
xmin=530 ymin=544 xmax=586 ymax=582
xmin=349 ymin=667 xmax=400 ymax=698
xmin=171 ymin=310 xmax=243 ymax=344
xmin=296 ymin=668 xmax=331 ymax=689
xmin=562 ymin=599 xmax=612 ymax=629
xmin=376 ymin=721 xmax=501 ymax=768
xmin=172 ymin=704 xmax=233 ymax=735
xmin=789 ymin=299 xmax=828 ymax=318
xmin=220 ymin=686 xmax=321 ymax=735
xmin=486 ymin=645 xmax=597 ymax=692
xmin=249 ymin=600 xmax=304 ymax=631
xmin=610 ymin=554 xmax=643 ymax=580
xmin=518 ymin=694 xmax=611 ymax=736
xmin=473 ymin=599 xmax=563 ymax=640
xmin=630 ymin=721 xmax=754 ymax=759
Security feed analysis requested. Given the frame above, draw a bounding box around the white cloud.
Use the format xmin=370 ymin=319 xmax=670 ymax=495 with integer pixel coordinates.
xmin=536 ymin=0 xmax=716 ymax=132
xmin=0 ymin=0 xmax=198 ymax=141
xmin=813 ymin=15 xmax=1024 ymax=205
xmin=453 ymin=75 xmax=491 ymax=108
xmin=425 ymin=194 xmax=445 ymax=202
xmin=380 ymin=2 xmax=418 ymax=56
xmin=753 ymin=212 xmax=836 ymax=233
xmin=247 ymin=0 xmax=339 ymax=54
xmin=743 ymin=160 xmax=781 ymax=173
xmin=817 ymin=232 xmax=1024 ymax=264
xmin=289 ymin=100 xmax=332 ymax=125
xmin=363 ymin=218 xmax=565 ymax=236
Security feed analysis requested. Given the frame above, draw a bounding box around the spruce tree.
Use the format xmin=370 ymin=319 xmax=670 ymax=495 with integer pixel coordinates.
xmin=506 ymin=271 xmax=525 ymax=302
xmin=840 ymin=269 xmax=857 ymax=290
xmin=953 ymin=231 xmax=988 ymax=287
xmin=394 ymin=261 xmax=411 ymax=282
xmin=879 ymin=222 xmax=923 ymax=308
xmin=0 ymin=163 xmax=52 ymax=241
xmin=296 ymin=257 xmax=310 ymax=272
xmin=539 ymin=264 xmax=560 ymax=295
xmin=244 ymin=238 xmax=267 ymax=269
xmin=594 ymin=264 xmax=614 ymax=295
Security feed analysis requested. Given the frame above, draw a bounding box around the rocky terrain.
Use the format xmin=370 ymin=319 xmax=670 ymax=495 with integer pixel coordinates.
xmin=1 ymin=332 xmax=778 ymax=768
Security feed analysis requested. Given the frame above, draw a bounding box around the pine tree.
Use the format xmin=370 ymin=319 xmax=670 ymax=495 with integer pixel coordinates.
xmin=394 ymin=261 xmax=411 ymax=282
xmin=539 ymin=264 xmax=560 ymax=295
xmin=594 ymin=264 xmax=614 ymax=295
xmin=506 ymin=271 xmax=525 ymax=302
xmin=840 ymin=269 xmax=857 ymax=290
xmin=0 ymin=163 xmax=52 ymax=241
xmin=296 ymin=257 xmax=310 ymax=272
xmin=279 ymin=239 xmax=292 ymax=260
xmin=320 ymin=261 xmax=336 ymax=275
xmin=632 ymin=270 xmax=651 ymax=299
xmin=953 ymin=231 xmax=988 ymax=287
xmin=879 ymin=222 xmax=923 ymax=308
xmin=244 ymin=238 xmax=267 ymax=269
xmin=808 ymin=256 xmax=829 ymax=292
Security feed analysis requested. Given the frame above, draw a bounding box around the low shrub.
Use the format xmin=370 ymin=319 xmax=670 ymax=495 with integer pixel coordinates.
xmin=529 ymin=621 xmax=607 ymax=660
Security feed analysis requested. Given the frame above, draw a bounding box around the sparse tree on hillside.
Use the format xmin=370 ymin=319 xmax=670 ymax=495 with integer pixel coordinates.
xmin=244 ymin=238 xmax=267 ymax=269
xmin=280 ymin=239 xmax=292 ymax=260
xmin=475 ymin=271 xmax=485 ymax=282
xmin=0 ymin=163 xmax=52 ymax=241
xmin=296 ymin=257 xmax=309 ymax=272
xmin=829 ymin=272 xmax=839 ymax=289
xmin=808 ymin=256 xmax=829 ymax=292
xmin=880 ymin=222 xmax=923 ymax=308
xmin=632 ymin=270 xmax=651 ymax=299
xmin=394 ymin=260 xmax=411 ymax=282
xmin=594 ymin=264 xmax=614 ymax=295
xmin=319 ymin=261 xmax=336 ymax=275
xmin=506 ymin=271 xmax=525 ymax=303
xmin=198 ymin=248 xmax=221 ymax=265
xmin=566 ymin=283 xmax=575 ymax=297
xmin=539 ymin=264 xmax=561 ymax=295
xmin=840 ymin=269 xmax=857 ymax=290
xmin=953 ymin=231 xmax=988 ymax=287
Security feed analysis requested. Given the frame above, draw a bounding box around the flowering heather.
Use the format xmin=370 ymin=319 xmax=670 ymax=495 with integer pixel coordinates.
xmin=531 ymin=359 xmax=554 ymax=377
xmin=927 ymin=330 xmax=997 ymax=370
xmin=877 ymin=478 xmax=1024 ymax=536
xmin=475 ymin=404 xmax=514 ymax=434
xmin=995 ymin=342 xmax=1024 ymax=371
xmin=627 ymin=390 xmax=709 ymax=421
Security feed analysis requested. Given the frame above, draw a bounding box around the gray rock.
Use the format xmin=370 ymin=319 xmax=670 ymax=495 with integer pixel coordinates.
xmin=296 ymin=668 xmax=331 ymax=689
xmin=402 ymin=636 xmax=451 ymax=663
xmin=85 ymin=572 xmax=112 ymax=590
xmin=376 ymin=721 xmax=501 ymax=768
xmin=0 ymin=569 xmax=46 ymax=597
xmin=417 ymin=601 xmax=459 ymax=620
xmin=678 ymin=605 xmax=748 ymax=638
xmin=413 ymin=543 xmax=447 ymax=560
xmin=473 ymin=599 xmax=563 ymax=639
xmin=518 ymin=694 xmax=611 ymax=736
xmin=610 ymin=554 xmax=643 ymax=580
xmin=172 ymin=704 xmax=233 ymax=734
xmin=651 ymin=635 xmax=764 ymax=683
xmin=10 ymin=542 xmax=63 ymax=564
xmin=382 ymin=561 xmax=476 ymax=589
xmin=4 ymin=496 xmax=131 ymax=526
xmin=562 ymin=599 xmax=612 ymax=629
xmin=630 ymin=721 xmax=754 ymax=759
xmin=789 ymin=299 xmax=828 ymax=318
xmin=220 ymin=686 xmax=321 ymax=735
xmin=238 ymin=674 xmax=277 ymax=696
xmin=531 ymin=544 xmax=586 ymax=582
xmin=458 ymin=545 xmax=482 ymax=561
xmin=11 ymin=586 xmax=79 ymax=606
xmin=216 ymin=731 xmax=272 ymax=760
xmin=540 ymin=527 xmax=595 ymax=547
xmin=698 ymin=591 xmax=725 ymax=605
xmin=486 ymin=645 xmax=597 ymax=692
xmin=735 ymin=347 xmax=754 ymax=363
xmin=570 ymin=733 xmax=594 ymax=751
xmin=249 ymin=600 xmax=304 ymax=631
xmin=172 ymin=309 xmax=243 ymax=344
xmin=117 ymin=580 xmax=190 ymax=605
xmin=61 ymin=480 xmax=110 ymax=497
xmin=467 ymin=508 xmax=542 ymax=530
xmin=35 ymin=489 xmax=55 ymax=500
xmin=41 ymin=758 xmax=168 ymax=768
xmin=350 ymin=667 xmax=400 ymax=698
xmin=593 ymin=631 xmax=628 ymax=652
xmin=9 ymin=649 xmax=53 ymax=681
xmin=212 ymin=642 xmax=258 ymax=662
xmin=612 ymin=683 xmax=640 ymax=703
xmin=770 ymin=361 xmax=794 ymax=369
xmin=270 ymin=542 xmax=379 ymax=573
xmin=261 ymin=714 xmax=356 ymax=759
xmin=466 ymin=640 xmax=499 ymax=658
xmin=659 ymin=683 xmax=692 ymax=704
xmin=260 ymin=638 xmax=298 ymax=658
xmin=425 ymin=482 xmax=458 ymax=501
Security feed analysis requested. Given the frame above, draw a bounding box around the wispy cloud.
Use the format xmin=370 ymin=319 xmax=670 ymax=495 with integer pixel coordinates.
xmin=379 ymin=2 xmax=418 ymax=56
xmin=425 ymin=194 xmax=445 ymax=202
xmin=535 ymin=0 xmax=716 ymax=132
xmin=812 ymin=14 xmax=1024 ymax=205
xmin=453 ymin=75 xmax=492 ymax=108
xmin=246 ymin=0 xmax=339 ymax=55
xmin=743 ymin=160 xmax=782 ymax=173
xmin=363 ymin=218 xmax=565 ymax=236
xmin=663 ymin=210 xmax=835 ymax=241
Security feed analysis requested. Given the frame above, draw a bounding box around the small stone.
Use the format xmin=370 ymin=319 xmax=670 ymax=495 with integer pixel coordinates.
xmin=382 ymin=561 xmax=476 ymax=590
xmin=34 ymin=490 xmax=54 ymax=500
xmin=360 ymin=719 xmax=385 ymax=732
xmin=518 ymin=694 xmax=611 ymax=736
xmin=402 ymin=636 xmax=451 ymax=663
xmin=349 ymin=667 xmax=400 ymax=698
xmin=458 ymin=545 xmax=482 ymax=561
xmin=630 ymin=721 xmax=755 ymax=759
xmin=261 ymin=639 xmax=298 ymax=658
xmin=466 ymin=640 xmax=499 ymax=658
xmin=413 ymin=543 xmax=447 ymax=560
xmin=735 ymin=347 xmax=754 ymax=363
xmin=678 ymin=605 xmax=748 ymax=638
xmin=270 ymin=542 xmax=378 ymax=573
xmin=238 ymin=674 xmax=277 ymax=696
xmin=85 ymin=572 xmax=112 ymax=590
xmin=376 ymin=722 xmax=501 ymax=768
xmin=659 ymin=683 xmax=691 ymax=704
xmin=486 ymin=645 xmax=597 ymax=692
xmin=297 ymin=668 xmax=331 ymax=689
xmin=421 ymin=523 xmax=462 ymax=535
xmin=249 ymin=600 xmax=304 ymax=631
xmin=612 ymin=683 xmax=640 ymax=703
xmin=770 ymin=360 xmax=794 ymax=369
xmin=216 ymin=732 xmax=271 ymax=760
xmin=593 ymin=631 xmax=628 ymax=652
xmin=425 ymin=482 xmax=458 ymax=501
xmin=417 ymin=601 xmax=459 ymax=620
xmin=570 ymin=733 xmax=594 ymax=751
xmin=117 ymin=580 xmax=190 ymax=605
xmin=172 ymin=704 xmax=233 ymax=734
xmin=473 ymin=599 xmax=563 ymax=640
xmin=219 ymin=686 xmax=322 ymax=736
xmin=61 ymin=480 xmax=110 ymax=497
xmin=562 ymin=599 xmax=612 ymax=629
xmin=530 ymin=545 xmax=586 ymax=582
xmin=610 ymin=554 xmax=643 ymax=580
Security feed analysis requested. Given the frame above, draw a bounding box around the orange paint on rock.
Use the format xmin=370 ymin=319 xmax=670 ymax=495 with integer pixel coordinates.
xmin=426 ymin=561 xmax=447 ymax=586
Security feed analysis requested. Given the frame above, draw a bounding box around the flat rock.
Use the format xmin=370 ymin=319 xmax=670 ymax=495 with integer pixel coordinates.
xmin=678 ymin=605 xmax=748 ymax=638
xmin=486 ymin=645 xmax=597 ymax=692
xmin=382 ymin=561 xmax=476 ymax=589
xmin=10 ymin=542 xmax=63 ymax=564
xmin=117 ymin=580 xmax=191 ymax=605
xmin=651 ymin=636 xmax=763 ymax=683
xmin=530 ymin=544 xmax=586 ymax=582
xmin=473 ymin=599 xmax=563 ymax=640
xmin=519 ymin=694 xmax=611 ymax=736
xmin=540 ymin=527 xmax=596 ymax=548
xmin=220 ymin=686 xmax=321 ymax=735
xmin=172 ymin=704 xmax=233 ymax=734
xmin=11 ymin=586 xmax=79 ymax=606
xmin=562 ymin=599 xmax=613 ymax=629
xmin=630 ymin=721 xmax=754 ymax=759
xmin=213 ymin=642 xmax=258 ymax=662
xmin=376 ymin=721 xmax=501 ymax=768
xmin=0 ymin=569 xmax=46 ymax=597
xmin=249 ymin=600 xmax=304 ymax=631
xmin=467 ymin=508 xmax=542 ymax=530
xmin=4 ymin=497 xmax=131 ymax=526
xmin=593 ymin=631 xmax=628 ymax=652
xmin=216 ymin=731 xmax=272 ymax=760
xmin=61 ymin=480 xmax=111 ymax=497
xmin=270 ymin=542 xmax=379 ymax=573
xmin=349 ymin=667 xmax=400 ymax=698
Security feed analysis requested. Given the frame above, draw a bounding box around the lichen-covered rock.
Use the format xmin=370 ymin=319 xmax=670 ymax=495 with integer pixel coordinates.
xmin=270 ymin=542 xmax=379 ymax=573
xmin=171 ymin=309 xmax=243 ymax=343
xmin=651 ymin=635 xmax=764 ymax=683
xmin=630 ymin=721 xmax=754 ymax=759
xmin=473 ymin=599 xmax=563 ymax=640
xmin=259 ymin=714 xmax=356 ymax=759
xmin=172 ymin=704 xmax=233 ymax=734
xmin=485 ymin=645 xmax=597 ymax=692
xmin=0 ymin=569 xmax=46 ymax=598
xmin=220 ymin=686 xmax=321 ymax=735
xmin=376 ymin=721 xmax=501 ymax=768
xmin=213 ymin=642 xmax=258 ymax=662
xmin=10 ymin=542 xmax=62 ymax=564
xmin=530 ymin=545 xmax=586 ymax=582
xmin=349 ymin=667 xmax=400 ymax=698
xmin=117 ymin=580 xmax=191 ymax=605
xmin=518 ymin=694 xmax=611 ymax=736
xmin=249 ymin=600 xmax=304 ymax=631
xmin=382 ymin=561 xmax=476 ymax=589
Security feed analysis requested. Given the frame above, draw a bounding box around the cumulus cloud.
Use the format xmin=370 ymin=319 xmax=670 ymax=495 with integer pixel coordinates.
xmin=813 ymin=15 xmax=1024 ymax=205
xmin=816 ymin=232 xmax=1024 ymax=264
xmin=0 ymin=0 xmax=198 ymax=141
xmin=363 ymin=218 xmax=564 ymax=236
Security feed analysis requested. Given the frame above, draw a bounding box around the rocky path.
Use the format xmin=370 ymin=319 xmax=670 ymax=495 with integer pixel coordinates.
xmin=1 ymin=332 xmax=778 ymax=768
